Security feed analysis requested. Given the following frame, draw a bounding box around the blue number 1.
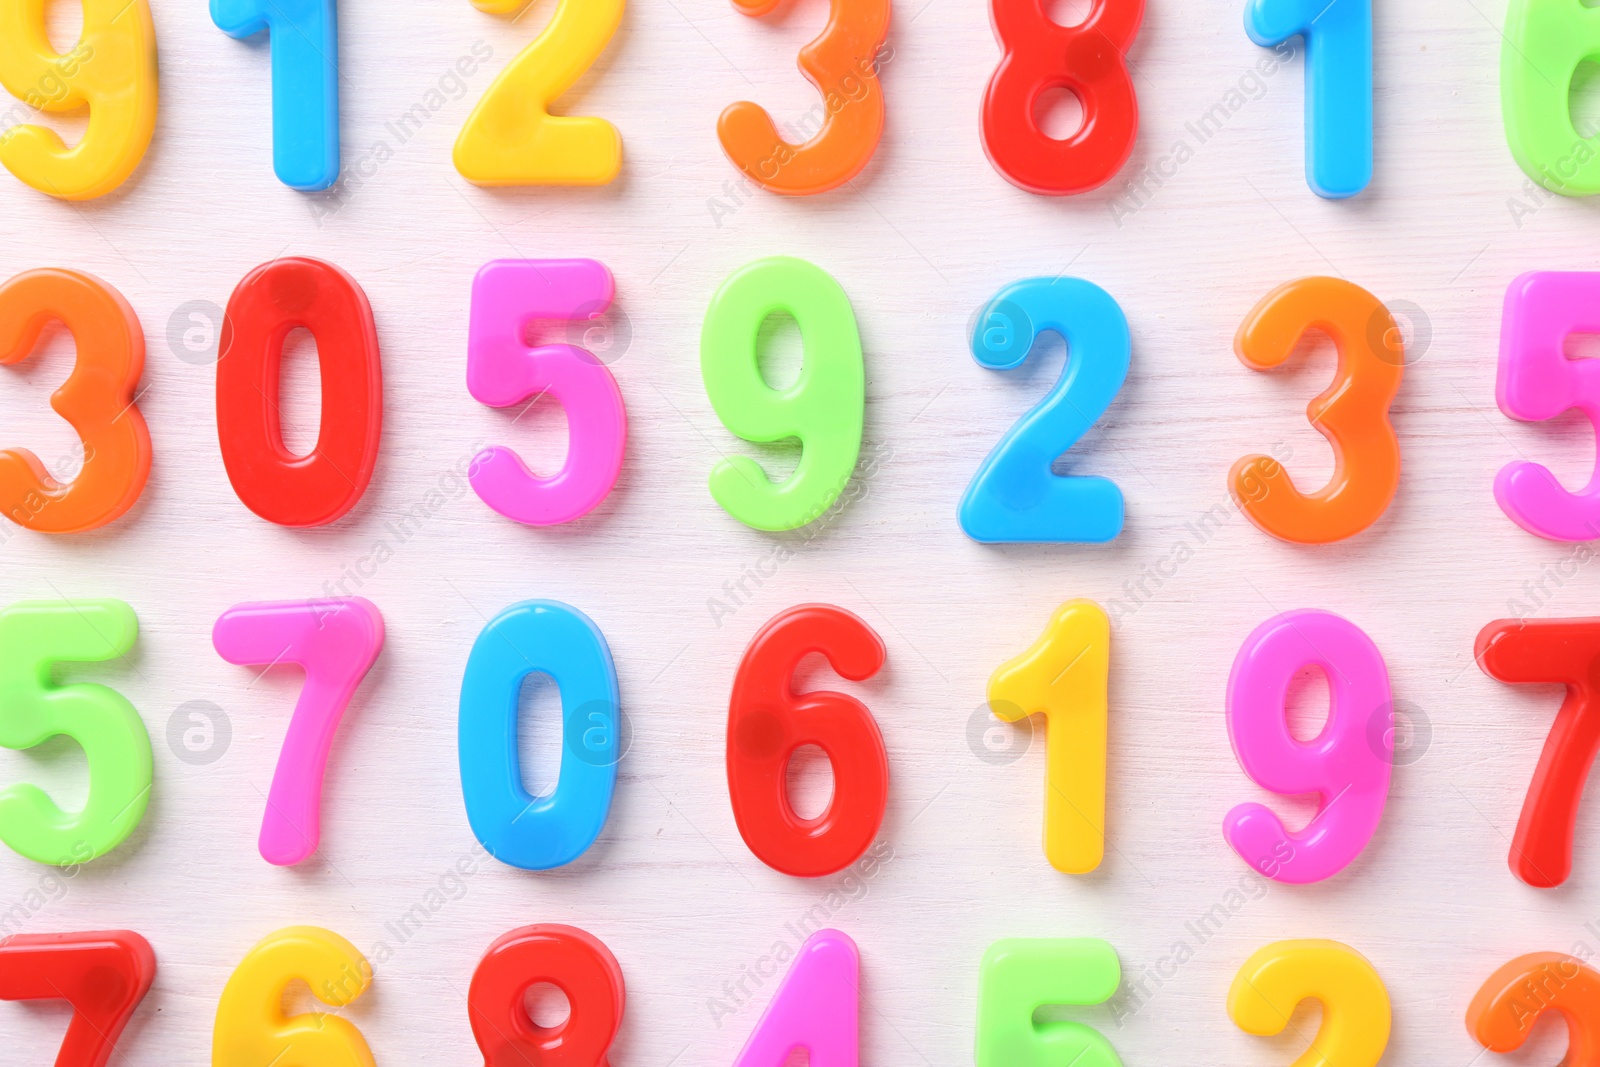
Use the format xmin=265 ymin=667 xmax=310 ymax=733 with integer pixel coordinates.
xmin=959 ymin=278 xmax=1130 ymax=545
xmin=459 ymin=600 xmax=619 ymax=870
xmin=1245 ymin=0 xmax=1372 ymax=199
xmin=212 ymin=0 xmax=339 ymax=190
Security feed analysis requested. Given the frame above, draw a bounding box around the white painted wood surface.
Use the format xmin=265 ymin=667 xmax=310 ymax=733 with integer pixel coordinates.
xmin=0 ymin=0 xmax=1598 ymax=1060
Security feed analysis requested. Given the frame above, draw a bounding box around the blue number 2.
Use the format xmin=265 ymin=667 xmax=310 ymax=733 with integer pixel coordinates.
xmin=212 ymin=0 xmax=339 ymax=191
xmin=459 ymin=600 xmax=619 ymax=870
xmin=959 ymin=278 xmax=1130 ymax=545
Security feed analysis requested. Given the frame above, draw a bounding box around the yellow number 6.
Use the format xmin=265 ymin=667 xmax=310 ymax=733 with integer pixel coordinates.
xmin=214 ymin=927 xmax=376 ymax=1067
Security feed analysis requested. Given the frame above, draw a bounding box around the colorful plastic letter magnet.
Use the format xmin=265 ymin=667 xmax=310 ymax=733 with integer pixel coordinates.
xmin=1229 ymin=940 xmax=1390 ymax=1067
xmin=469 ymin=924 xmax=625 ymax=1067
xmin=0 ymin=930 xmax=156 ymax=1067
xmin=1468 ymin=952 xmax=1600 ymax=1063
xmin=976 ymin=938 xmax=1121 ymax=1067
xmin=734 ymin=929 xmax=859 ymax=1066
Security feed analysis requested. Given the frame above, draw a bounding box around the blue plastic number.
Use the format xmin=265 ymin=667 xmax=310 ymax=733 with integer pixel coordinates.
xmin=211 ymin=0 xmax=339 ymax=191
xmin=958 ymin=278 xmax=1130 ymax=544
xmin=1245 ymin=0 xmax=1371 ymax=199
xmin=458 ymin=600 xmax=619 ymax=870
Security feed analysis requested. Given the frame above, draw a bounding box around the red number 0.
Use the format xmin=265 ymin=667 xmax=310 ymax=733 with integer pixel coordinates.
xmin=981 ymin=0 xmax=1142 ymax=194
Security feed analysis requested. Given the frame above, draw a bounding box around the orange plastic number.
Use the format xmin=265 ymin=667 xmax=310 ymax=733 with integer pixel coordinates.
xmin=1467 ymin=953 xmax=1600 ymax=1065
xmin=0 ymin=269 xmax=150 ymax=533
xmin=716 ymin=0 xmax=889 ymax=195
xmin=1228 ymin=276 xmax=1402 ymax=544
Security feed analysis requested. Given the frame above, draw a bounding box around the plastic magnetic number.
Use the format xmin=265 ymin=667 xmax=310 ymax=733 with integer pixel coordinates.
xmin=0 ymin=931 xmax=155 ymax=1067
xmin=469 ymin=925 xmax=624 ymax=1067
xmin=213 ymin=598 xmax=384 ymax=866
xmin=1495 ymin=272 xmax=1600 ymax=541
xmin=975 ymin=939 xmax=1121 ymax=1067
xmin=217 ymin=257 xmax=382 ymax=527
xmin=959 ymin=277 xmax=1129 ymax=543
xmin=468 ymin=259 xmax=626 ymax=526
xmin=214 ymin=927 xmax=373 ymax=1067
xmin=988 ymin=600 xmax=1109 ymax=874
xmin=716 ymin=0 xmax=889 ymax=195
xmin=453 ymin=0 xmax=622 ymax=185
xmin=980 ymin=0 xmax=1141 ymax=195
xmin=0 ymin=269 xmax=150 ymax=533
xmin=0 ymin=600 xmax=151 ymax=865
xmin=1225 ymin=609 xmax=1391 ymax=884
xmin=728 ymin=605 xmax=886 ymax=877
xmin=701 ymin=257 xmax=864 ymax=532
xmin=1502 ymin=0 xmax=1600 ymax=196
xmin=459 ymin=600 xmax=619 ymax=870
xmin=1245 ymin=0 xmax=1371 ymax=198
xmin=1468 ymin=953 xmax=1600 ymax=1063
xmin=1475 ymin=617 xmax=1600 ymax=888
xmin=1229 ymin=941 xmax=1390 ymax=1067
xmin=0 ymin=0 xmax=156 ymax=199
xmin=734 ymin=930 xmax=859 ymax=1066
xmin=1229 ymin=277 xmax=1403 ymax=544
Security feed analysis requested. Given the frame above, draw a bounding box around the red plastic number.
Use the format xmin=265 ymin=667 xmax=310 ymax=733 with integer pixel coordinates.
xmin=980 ymin=0 xmax=1142 ymax=194
xmin=217 ymin=257 xmax=382 ymax=527
xmin=468 ymin=925 xmax=624 ymax=1067
xmin=727 ymin=604 xmax=887 ymax=877
xmin=0 ymin=930 xmax=155 ymax=1067
xmin=1476 ymin=617 xmax=1600 ymax=888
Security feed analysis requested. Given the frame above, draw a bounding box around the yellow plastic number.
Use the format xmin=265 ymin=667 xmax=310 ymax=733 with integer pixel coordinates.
xmin=987 ymin=599 xmax=1110 ymax=874
xmin=453 ymin=0 xmax=622 ymax=185
xmin=1228 ymin=940 xmax=1390 ymax=1067
xmin=0 ymin=0 xmax=157 ymax=199
xmin=214 ymin=926 xmax=375 ymax=1067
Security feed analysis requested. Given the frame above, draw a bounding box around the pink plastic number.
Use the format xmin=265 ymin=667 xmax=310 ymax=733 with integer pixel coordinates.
xmin=733 ymin=929 xmax=858 ymax=1066
xmin=1496 ymin=271 xmax=1600 ymax=542
xmin=468 ymin=259 xmax=627 ymax=526
xmin=1224 ymin=609 xmax=1392 ymax=884
xmin=212 ymin=598 xmax=384 ymax=866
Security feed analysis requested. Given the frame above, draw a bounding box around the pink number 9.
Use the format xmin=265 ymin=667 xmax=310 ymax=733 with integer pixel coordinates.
xmin=468 ymin=259 xmax=627 ymax=526
xmin=1224 ymin=609 xmax=1392 ymax=884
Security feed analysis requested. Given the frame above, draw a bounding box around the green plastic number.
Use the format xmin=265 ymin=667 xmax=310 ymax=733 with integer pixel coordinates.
xmin=976 ymin=939 xmax=1123 ymax=1067
xmin=0 ymin=600 xmax=152 ymax=863
xmin=700 ymin=256 xmax=864 ymax=532
xmin=1502 ymin=0 xmax=1600 ymax=195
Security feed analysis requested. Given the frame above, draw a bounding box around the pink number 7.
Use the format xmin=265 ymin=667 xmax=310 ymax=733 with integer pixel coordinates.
xmin=213 ymin=598 xmax=384 ymax=866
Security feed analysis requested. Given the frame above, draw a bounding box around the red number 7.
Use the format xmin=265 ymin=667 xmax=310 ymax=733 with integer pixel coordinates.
xmin=0 ymin=930 xmax=155 ymax=1067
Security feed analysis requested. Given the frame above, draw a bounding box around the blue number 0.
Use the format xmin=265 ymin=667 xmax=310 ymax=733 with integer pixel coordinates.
xmin=458 ymin=600 xmax=619 ymax=870
xmin=958 ymin=278 xmax=1130 ymax=544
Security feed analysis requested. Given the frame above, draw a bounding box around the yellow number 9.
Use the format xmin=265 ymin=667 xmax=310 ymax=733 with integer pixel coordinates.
xmin=0 ymin=0 xmax=157 ymax=199
xmin=214 ymin=926 xmax=376 ymax=1067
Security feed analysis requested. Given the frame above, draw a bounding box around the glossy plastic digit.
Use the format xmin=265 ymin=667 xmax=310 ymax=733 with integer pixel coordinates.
xmin=217 ymin=257 xmax=382 ymax=527
xmin=1228 ymin=940 xmax=1390 ymax=1067
xmin=728 ymin=605 xmax=886 ymax=877
xmin=0 ymin=0 xmax=156 ymax=199
xmin=959 ymin=277 xmax=1129 ymax=543
xmin=1468 ymin=953 xmax=1600 ymax=1063
xmin=717 ymin=0 xmax=889 ymax=195
xmin=469 ymin=924 xmax=624 ymax=1067
xmin=0 ymin=269 xmax=150 ymax=533
xmin=1225 ymin=609 xmax=1392 ymax=884
xmin=1476 ymin=617 xmax=1600 ymax=888
xmin=211 ymin=0 xmax=338 ymax=190
xmin=1502 ymin=0 xmax=1600 ymax=196
xmin=701 ymin=257 xmax=864 ymax=532
xmin=453 ymin=0 xmax=622 ymax=185
xmin=213 ymin=927 xmax=373 ymax=1067
xmin=468 ymin=259 xmax=626 ymax=526
xmin=981 ymin=0 xmax=1141 ymax=194
xmin=459 ymin=600 xmax=619 ymax=870
xmin=1245 ymin=0 xmax=1371 ymax=198
xmin=975 ymin=939 xmax=1121 ymax=1067
xmin=213 ymin=598 xmax=384 ymax=866
xmin=0 ymin=600 xmax=151 ymax=865
xmin=0 ymin=930 xmax=155 ymax=1067
xmin=987 ymin=600 xmax=1109 ymax=873
xmin=1229 ymin=277 xmax=1403 ymax=544
xmin=733 ymin=929 xmax=858 ymax=1066
xmin=1496 ymin=272 xmax=1600 ymax=541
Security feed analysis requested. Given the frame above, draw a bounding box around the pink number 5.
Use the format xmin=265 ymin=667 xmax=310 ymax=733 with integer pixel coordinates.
xmin=468 ymin=259 xmax=627 ymax=526
xmin=1225 ymin=609 xmax=1392 ymax=884
xmin=213 ymin=598 xmax=384 ymax=866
